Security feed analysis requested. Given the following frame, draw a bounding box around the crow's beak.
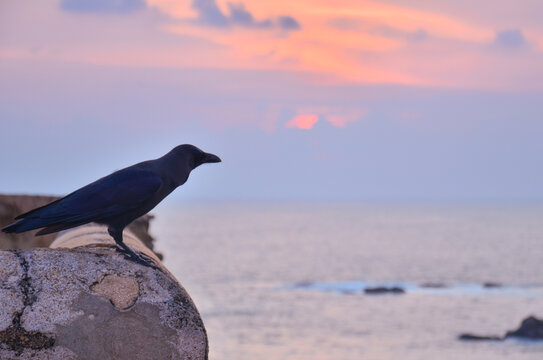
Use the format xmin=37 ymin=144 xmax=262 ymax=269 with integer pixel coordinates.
xmin=203 ymin=152 xmax=221 ymax=163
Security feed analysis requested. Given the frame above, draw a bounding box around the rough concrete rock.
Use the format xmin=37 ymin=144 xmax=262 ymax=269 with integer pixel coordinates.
xmin=0 ymin=243 xmax=208 ymax=359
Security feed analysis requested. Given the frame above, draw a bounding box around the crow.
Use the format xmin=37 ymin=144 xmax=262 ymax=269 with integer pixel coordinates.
xmin=2 ymin=144 xmax=221 ymax=266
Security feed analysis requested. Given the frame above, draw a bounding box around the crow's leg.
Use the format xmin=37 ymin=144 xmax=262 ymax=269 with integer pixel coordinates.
xmin=107 ymin=227 xmax=155 ymax=267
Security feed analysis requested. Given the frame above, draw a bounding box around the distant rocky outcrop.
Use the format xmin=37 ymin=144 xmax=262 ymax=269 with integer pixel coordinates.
xmin=459 ymin=315 xmax=543 ymax=342
xmin=0 ymin=194 xmax=162 ymax=259
xmin=506 ymin=316 xmax=543 ymax=339
xmin=0 ymin=194 xmax=59 ymax=249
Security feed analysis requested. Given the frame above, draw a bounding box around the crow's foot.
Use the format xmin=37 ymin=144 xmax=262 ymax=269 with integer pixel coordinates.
xmin=114 ymin=243 xmax=160 ymax=270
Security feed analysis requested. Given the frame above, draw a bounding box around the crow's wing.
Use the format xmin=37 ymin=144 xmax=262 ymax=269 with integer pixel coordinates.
xmin=9 ymin=168 xmax=163 ymax=232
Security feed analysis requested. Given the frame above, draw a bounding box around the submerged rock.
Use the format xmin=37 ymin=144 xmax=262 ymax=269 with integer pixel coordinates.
xmin=419 ymin=282 xmax=448 ymax=289
xmin=482 ymin=282 xmax=502 ymax=288
xmin=458 ymin=334 xmax=502 ymax=341
xmin=293 ymin=281 xmax=314 ymax=288
xmin=364 ymin=286 xmax=405 ymax=295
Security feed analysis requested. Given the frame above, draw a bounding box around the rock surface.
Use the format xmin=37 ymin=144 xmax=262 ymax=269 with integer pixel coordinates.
xmin=0 ymin=227 xmax=208 ymax=359
xmin=0 ymin=194 xmax=162 ymax=259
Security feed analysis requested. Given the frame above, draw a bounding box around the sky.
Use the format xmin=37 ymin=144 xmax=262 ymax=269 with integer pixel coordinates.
xmin=1 ymin=0 xmax=542 ymax=202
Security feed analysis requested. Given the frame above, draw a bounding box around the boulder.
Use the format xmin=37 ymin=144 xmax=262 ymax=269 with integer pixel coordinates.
xmin=0 ymin=225 xmax=208 ymax=359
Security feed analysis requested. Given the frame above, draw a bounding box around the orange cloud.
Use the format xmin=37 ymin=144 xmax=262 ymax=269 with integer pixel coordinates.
xmin=286 ymin=114 xmax=319 ymax=130
xmin=2 ymin=0 xmax=541 ymax=90
xmin=154 ymin=0 xmax=499 ymax=87
xmin=302 ymin=0 xmax=492 ymax=42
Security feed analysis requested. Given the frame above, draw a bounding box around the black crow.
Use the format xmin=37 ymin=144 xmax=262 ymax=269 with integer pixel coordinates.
xmin=2 ymin=144 xmax=221 ymax=266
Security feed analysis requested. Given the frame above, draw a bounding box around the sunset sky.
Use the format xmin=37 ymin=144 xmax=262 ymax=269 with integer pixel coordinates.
xmin=1 ymin=0 xmax=542 ymax=201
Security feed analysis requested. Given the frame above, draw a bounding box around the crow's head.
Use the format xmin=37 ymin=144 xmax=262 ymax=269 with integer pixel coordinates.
xmin=170 ymin=144 xmax=221 ymax=170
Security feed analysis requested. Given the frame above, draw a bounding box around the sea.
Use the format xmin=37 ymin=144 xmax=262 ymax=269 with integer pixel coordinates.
xmin=153 ymin=201 xmax=543 ymax=360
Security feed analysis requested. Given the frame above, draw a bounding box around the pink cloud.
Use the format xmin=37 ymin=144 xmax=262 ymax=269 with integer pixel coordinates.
xmin=287 ymin=107 xmax=367 ymax=129
xmin=286 ymin=114 xmax=318 ymax=130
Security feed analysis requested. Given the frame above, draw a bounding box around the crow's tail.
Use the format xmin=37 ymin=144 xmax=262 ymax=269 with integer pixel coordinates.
xmin=3 ymin=218 xmax=89 ymax=236
xmin=2 ymin=218 xmax=49 ymax=234
xmin=2 ymin=220 xmax=24 ymax=233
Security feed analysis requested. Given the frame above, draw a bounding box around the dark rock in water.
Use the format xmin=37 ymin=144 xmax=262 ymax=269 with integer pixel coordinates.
xmin=483 ymin=282 xmax=502 ymax=288
xmin=506 ymin=316 xmax=543 ymax=340
xmin=458 ymin=316 xmax=543 ymax=342
xmin=294 ymin=281 xmax=313 ymax=288
xmin=458 ymin=334 xmax=502 ymax=341
xmin=420 ymin=282 xmax=448 ymax=288
xmin=364 ymin=286 xmax=405 ymax=295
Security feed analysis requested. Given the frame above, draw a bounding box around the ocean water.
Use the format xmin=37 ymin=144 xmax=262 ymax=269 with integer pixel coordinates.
xmin=153 ymin=202 xmax=543 ymax=360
